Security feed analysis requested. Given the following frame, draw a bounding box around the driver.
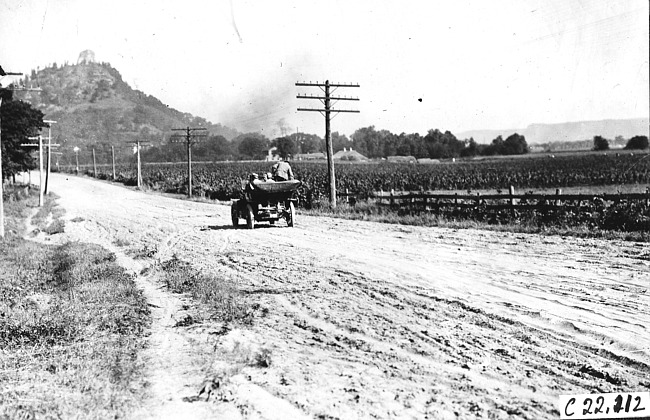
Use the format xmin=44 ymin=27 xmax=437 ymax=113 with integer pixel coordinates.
xmin=271 ymin=158 xmax=294 ymax=181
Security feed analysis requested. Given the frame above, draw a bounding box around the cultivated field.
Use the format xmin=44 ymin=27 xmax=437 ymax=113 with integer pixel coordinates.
xmin=22 ymin=172 xmax=649 ymax=419
xmin=71 ymin=151 xmax=650 ymax=202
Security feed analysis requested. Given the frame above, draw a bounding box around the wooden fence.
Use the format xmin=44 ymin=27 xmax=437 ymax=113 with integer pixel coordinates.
xmin=339 ymin=186 xmax=650 ymax=212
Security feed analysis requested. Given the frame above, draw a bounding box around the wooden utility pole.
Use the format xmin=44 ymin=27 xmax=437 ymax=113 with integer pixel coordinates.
xmin=22 ymin=135 xmax=57 ymax=207
xmin=111 ymin=145 xmax=116 ymax=180
xmin=124 ymin=140 xmax=151 ymax=188
xmin=170 ymin=127 xmax=207 ymax=197
xmin=73 ymin=147 xmax=80 ymax=174
xmin=43 ymin=120 xmax=57 ymax=194
xmin=296 ymin=80 xmax=359 ymax=208
xmin=92 ymin=148 xmax=97 ymax=177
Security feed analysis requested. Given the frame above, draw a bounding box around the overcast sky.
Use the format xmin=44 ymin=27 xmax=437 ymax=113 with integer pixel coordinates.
xmin=1 ymin=0 xmax=648 ymax=138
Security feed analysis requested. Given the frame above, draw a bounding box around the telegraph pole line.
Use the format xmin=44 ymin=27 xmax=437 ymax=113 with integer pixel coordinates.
xmin=170 ymin=126 xmax=207 ymax=198
xmin=296 ymin=80 xmax=359 ymax=208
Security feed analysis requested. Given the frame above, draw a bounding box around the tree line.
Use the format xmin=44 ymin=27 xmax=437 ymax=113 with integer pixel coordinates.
xmin=124 ymin=128 xmax=650 ymax=164
xmin=139 ymin=126 xmax=531 ymax=163
xmin=593 ymin=135 xmax=649 ymax=151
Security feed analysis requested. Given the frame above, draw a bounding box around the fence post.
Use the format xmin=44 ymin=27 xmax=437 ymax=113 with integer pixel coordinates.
xmin=476 ymin=192 xmax=481 ymax=207
xmin=390 ymin=189 xmax=395 ymax=207
xmin=345 ymin=188 xmax=349 ymax=204
xmin=509 ymin=185 xmax=515 ymax=215
xmin=556 ymin=188 xmax=562 ymax=206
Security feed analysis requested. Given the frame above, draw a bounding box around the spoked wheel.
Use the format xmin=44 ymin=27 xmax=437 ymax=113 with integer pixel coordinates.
xmin=246 ymin=204 xmax=255 ymax=229
xmin=231 ymin=202 xmax=239 ymax=227
xmin=286 ymin=201 xmax=295 ymax=227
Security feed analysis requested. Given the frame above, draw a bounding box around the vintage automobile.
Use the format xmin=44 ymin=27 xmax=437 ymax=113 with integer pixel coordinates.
xmin=231 ymin=174 xmax=301 ymax=229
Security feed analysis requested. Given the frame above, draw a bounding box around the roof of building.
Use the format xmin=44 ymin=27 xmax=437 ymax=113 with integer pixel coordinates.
xmin=333 ymin=148 xmax=368 ymax=161
xmin=294 ymin=152 xmax=326 ymax=160
xmin=387 ymin=155 xmax=417 ymax=163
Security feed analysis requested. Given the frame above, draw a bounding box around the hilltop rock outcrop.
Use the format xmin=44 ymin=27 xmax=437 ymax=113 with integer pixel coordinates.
xmin=77 ymin=50 xmax=96 ymax=65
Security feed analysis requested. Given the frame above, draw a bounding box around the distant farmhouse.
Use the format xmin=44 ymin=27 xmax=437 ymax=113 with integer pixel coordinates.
xmin=416 ymin=158 xmax=441 ymax=164
xmin=265 ymin=147 xmax=279 ymax=161
xmin=387 ymin=155 xmax=417 ymax=164
xmin=271 ymin=147 xmax=368 ymax=161
xmin=294 ymin=152 xmax=326 ymax=161
xmin=333 ymin=148 xmax=368 ymax=161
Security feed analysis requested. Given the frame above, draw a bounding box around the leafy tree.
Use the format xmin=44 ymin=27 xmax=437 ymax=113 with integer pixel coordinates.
xmin=502 ymin=133 xmax=528 ymax=155
xmin=273 ymin=136 xmax=296 ymax=159
xmin=625 ymin=135 xmax=649 ymax=150
xmin=593 ymin=135 xmax=609 ymax=151
xmin=237 ymin=135 xmax=269 ymax=160
xmin=208 ymin=135 xmax=234 ymax=160
xmin=1 ymin=94 xmax=45 ymax=180
xmin=289 ymin=132 xmax=322 ymax=154
xmin=395 ymin=133 xmax=414 ymax=156
xmin=141 ymin=140 xmax=184 ymax=162
xmin=191 ymin=135 xmax=232 ymax=161
xmin=460 ymin=138 xmax=479 ymax=157
xmin=331 ymin=132 xmax=352 ymax=153
xmin=350 ymin=127 xmax=395 ymax=158
xmin=423 ymin=129 xmax=464 ymax=159
xmin=477 ymin=136 xmax=502 ymax=156
xmin=351 ymin=126 xmax=378 ymax=158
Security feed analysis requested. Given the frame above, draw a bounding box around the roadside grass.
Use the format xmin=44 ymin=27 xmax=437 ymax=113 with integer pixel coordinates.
xmin=302 ymin=199 xmax=650 ymax=242
xmin=156 ymin=255 xmax=252 ymax=325
xmin=2 ymin=184 xmax=37 ymax=238
xmin=0 ymin=186 xmax=150 ymax=419
xmin=31 ymin=191 xmax=66 ymax=233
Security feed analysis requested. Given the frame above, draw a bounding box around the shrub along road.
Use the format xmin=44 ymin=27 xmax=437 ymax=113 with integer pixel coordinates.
xmin=44 ymin=172 xmax=649 ymax=419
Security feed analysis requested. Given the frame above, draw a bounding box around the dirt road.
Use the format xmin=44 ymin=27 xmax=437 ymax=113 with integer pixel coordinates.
xmin=44 ymin=173 xmax=649 ymax=419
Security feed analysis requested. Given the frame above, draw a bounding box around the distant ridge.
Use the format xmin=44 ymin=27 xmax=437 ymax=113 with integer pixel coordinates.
xmin=457 ymin=118 xmax=649 ymax=144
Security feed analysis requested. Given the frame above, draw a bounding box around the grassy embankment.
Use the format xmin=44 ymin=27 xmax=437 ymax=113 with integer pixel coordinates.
xmin=0 ymin=185 xmax=150 ymax=419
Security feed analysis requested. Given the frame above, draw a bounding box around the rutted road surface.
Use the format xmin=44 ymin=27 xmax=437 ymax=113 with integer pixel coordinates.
xmin=46 ymin=173 xmax=649 ymax=419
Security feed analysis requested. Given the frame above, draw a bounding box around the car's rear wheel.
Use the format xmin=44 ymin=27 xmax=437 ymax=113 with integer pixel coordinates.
xmin=246 ymin=204 xmax=255 ymax=229
xmin=287 ymin=201 xmax=295 ymax=227
xmin=231 ymin=202 xmax=239 ymax=227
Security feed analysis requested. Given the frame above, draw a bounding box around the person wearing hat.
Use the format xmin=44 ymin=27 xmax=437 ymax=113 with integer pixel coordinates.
xmin=272 ymin=158 xmax=294 ymax=181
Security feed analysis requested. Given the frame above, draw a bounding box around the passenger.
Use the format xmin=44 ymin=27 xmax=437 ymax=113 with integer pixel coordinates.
xmin=272 ymin=158 xmax=294 ymax=181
